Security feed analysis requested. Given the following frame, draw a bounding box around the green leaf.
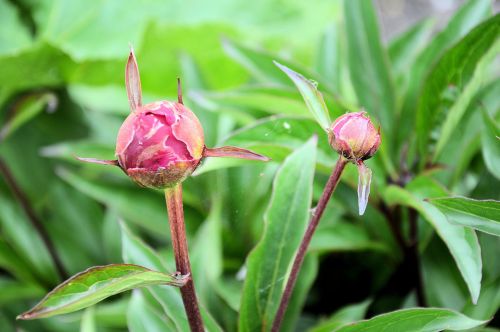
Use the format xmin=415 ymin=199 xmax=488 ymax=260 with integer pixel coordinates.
xmin=415 ymin=14 xmax=500 ymax=162
xmin=310 ymin=222 xmax=388 ymax=253
xmin=481 ymin=108 xmax=500 ymax=180
xmin=0 ymin=0 xmax=32 ymax=55
xmin=398 ymin=0 xmax=490 ymax=145
xmin=120 ymin=223 xmax=223 ymax=332
xmin=274 ymin=62 xmax=331 ymax=130
xmin=383 ymin=177 xmax=482 ymax=304
xmin=315 ymin=24 xmax=341 ymax=92
xmin=239 ymin=137 xmax=317 ymax=332
xmin=343 ymin=0 xmax=396 ymax=137
xmin=18 ymin=264 xmax=188 ymax=320
xmin=309 ymin=299 xmax=371 ymax=332
xmin=333 ymin=308 xmax=488 ymax=332
xmin=388 ymin=19 xmax=434 ymax=79
xmin=428 ymin=197 xmax=500 ymax=236
xmin=127 ymin=290 xmax=176 ymax=332
xmin=57 ymin=168 xmax=167 ymax=237
xmin=80 ymin=307 xmax=97 ymax=332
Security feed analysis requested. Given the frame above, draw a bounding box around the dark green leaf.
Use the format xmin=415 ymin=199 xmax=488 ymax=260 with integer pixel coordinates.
xmin=18 ymin=264 xmax=188 ymax=320
xmin=383 ymin=177 xmax=482 ymax=303
xmin=239 ymin=137 xmax=317 ymax=332
xmin=416 ymin=14 xmax=499 ymax=162
xmin=398 ymin=0 xmax=490 ymax=146
xmin=428 ymin=197 xmax=500 ymax=236
xmin=333 ymin=308 xmax=487 ymax=332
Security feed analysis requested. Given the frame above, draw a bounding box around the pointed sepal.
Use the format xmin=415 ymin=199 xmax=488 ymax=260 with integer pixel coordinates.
xmin=126 ymin=46 xmax=142 ymax=112
xmin=203 ymin=146 xmax=270 ymax=161
xmin=76 ymin=157 xmax=120 ymax=167
xmin=356 ymin=160 xmax=372 ymax=215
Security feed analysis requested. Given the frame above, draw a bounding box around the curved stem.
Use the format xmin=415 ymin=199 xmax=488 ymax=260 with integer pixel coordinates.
xmin=164 ymin=183 xmax=204 ymax=332
xmin=271 ymin=157 xmax=347 ymax=332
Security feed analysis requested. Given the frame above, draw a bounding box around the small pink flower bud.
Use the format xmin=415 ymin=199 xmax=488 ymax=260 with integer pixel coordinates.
xmin=328 ymin=111 xmax=380 ymax=161
xmin=115 ymin=101 xmax=204 ymax=188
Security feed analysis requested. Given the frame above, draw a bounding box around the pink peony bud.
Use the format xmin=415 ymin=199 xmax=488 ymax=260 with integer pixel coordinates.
xmin=328 ymin=111 xmax=380 ymax=161
xmin=77 ymin=47 xmax=268 ymax=188
xmin=328 ymin=111 xmax=380 ymax=215
xmin=115 ymin=101 xmax=204 ymax=188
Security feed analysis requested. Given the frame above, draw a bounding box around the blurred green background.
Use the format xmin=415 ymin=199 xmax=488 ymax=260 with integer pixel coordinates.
xmin=0 ymin=0 xmax=499 ymax=331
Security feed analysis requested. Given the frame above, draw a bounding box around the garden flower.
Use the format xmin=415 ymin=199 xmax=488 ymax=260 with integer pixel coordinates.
xmin=78 ymin=48 xmax=268 ymax=189
xmin=328 ymin=111 xmax=380 ymax=215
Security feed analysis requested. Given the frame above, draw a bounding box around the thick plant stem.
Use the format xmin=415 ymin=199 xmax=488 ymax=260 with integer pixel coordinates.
xmin=165 ymin=183 xmax=204 ymax=332
xmin=272 ymin=157 xmax=348 ymax=332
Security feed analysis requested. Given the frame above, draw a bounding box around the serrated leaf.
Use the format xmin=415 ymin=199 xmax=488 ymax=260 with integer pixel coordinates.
xmin=383 ymin=177 xmax=482 ymax=304
xmin=239 ymin=137 xmax=317 ymax=332
xmin=333 ymin=308 xmax=488 ymax=332
xmin=18 ymin=264 xmax=188 ymax=320
xmin=481 ymin=108 xmax=500 ymax=180
xmin=274 ymin=62 xmax=331 ymax=130
xmin=428 ymin=197 xmax=500 ymax=236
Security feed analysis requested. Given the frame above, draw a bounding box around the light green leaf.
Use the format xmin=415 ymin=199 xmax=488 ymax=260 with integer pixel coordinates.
xmin=309 ymin=299 xmax=371 ymax=332
xmin=315 ymin=24 xmax=341 ymax=92
xmin=18 ymin=264 xmax=188 ymax=320
xmin=80 ymin=307 xmax=96 ymax=332
xmin=343 ymin=0 xmax=396 ymax=138
xmin=415 ymin=13 xmax=500 ymax=162
xmin=333 ymin=308 xmax=488 ymax=332
xmin=383 ymin=177 xmax=482 ymax=304
xmin=120 ymin=223 xmax=222 ymax=332
xmin=0 ymin=0 xmax=32 ymax=55
xmin=428 ymin=197 xmax=500 ymax=236
xmin=274 ymin=61 xmax=331 ymax=130
xmin=388 ymin=19 xmax=434 ymax=78
xmin=127 ymin=290 xmax=176 ymax=332
xmin=239 ymin=137 xmax=317 ymax=332
xmin=57 ymin=168 xmax=167 ymax=237
xmin=481 ymin=108 xmax=500 ymax=180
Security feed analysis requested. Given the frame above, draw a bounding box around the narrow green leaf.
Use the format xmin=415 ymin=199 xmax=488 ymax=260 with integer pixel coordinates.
xmin=127 ymin=290 xmax=176 ymax=332
xmin=334 ymin=308 xmax=488 ymax=332
xmin=274 ymin=62 xmax=331 ymax=130
xmin=343 ymin=0 xmax=396 ymax=137
xmin=415 ymin=13 xmax=500 ymax=162
xmin=309 ymin=299 xmax=371 ymax=332
xmin=239 ymin=137 xmax=317 ymax=332
xmin=383 ymin=177 xmax=482 ymax=303
xmin=398 ymin=0 xmax=491 ymax=145
xmin=315 ymin=24 xmax=341 ymax=92
xmin=120 ymin=223 xmax=222 ymax=332
xmin=481 ymin=108 xmax=500 ymax=180
xmin=0 ymin=92 xmax=56 ymax=141
xmin=388 ymin=19 xmax=434 ymax=78
xmin=80 ymin=307 xmax=97 ymax=332
xmin=18 ymin=264 xmax=188 ymax=320
xmin=428 ymin=197 xmax=500 ymax=237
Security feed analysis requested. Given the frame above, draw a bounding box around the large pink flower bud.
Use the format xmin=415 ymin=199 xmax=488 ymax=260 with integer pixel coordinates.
xmin=115 ymin=101 xmax=204 ymax=188
xmin=328 ymin=111 xmax=380 ymax=161
xmin=77 ymin=48 xmax=268 ymax=189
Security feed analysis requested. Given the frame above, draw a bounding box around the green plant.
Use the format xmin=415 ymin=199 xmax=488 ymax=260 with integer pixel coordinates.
xmin=0 ymin=0 xmax=499 ymax=331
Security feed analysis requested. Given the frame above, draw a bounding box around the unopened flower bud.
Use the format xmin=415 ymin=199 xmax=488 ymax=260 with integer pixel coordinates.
xmin=77 ymin=47 xmax=268 ymax=189
xmin=115 ymin=101 xmax=204 ymax=188
xmin=328 ymin=111 xmax=380 ymax=161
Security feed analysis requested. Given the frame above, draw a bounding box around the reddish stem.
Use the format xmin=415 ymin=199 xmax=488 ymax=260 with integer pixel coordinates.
xmin=271 ymin=156 xmax=348 ymax=332
xmin=165 ymin=183 xmax=204 ymax=332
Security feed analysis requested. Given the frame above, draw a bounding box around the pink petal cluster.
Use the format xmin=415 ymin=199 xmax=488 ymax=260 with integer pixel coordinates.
xmin=328 ymin=111 xmax=380 ymax=161
xmin=116 ymin=101 xmax=204 ymax=188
